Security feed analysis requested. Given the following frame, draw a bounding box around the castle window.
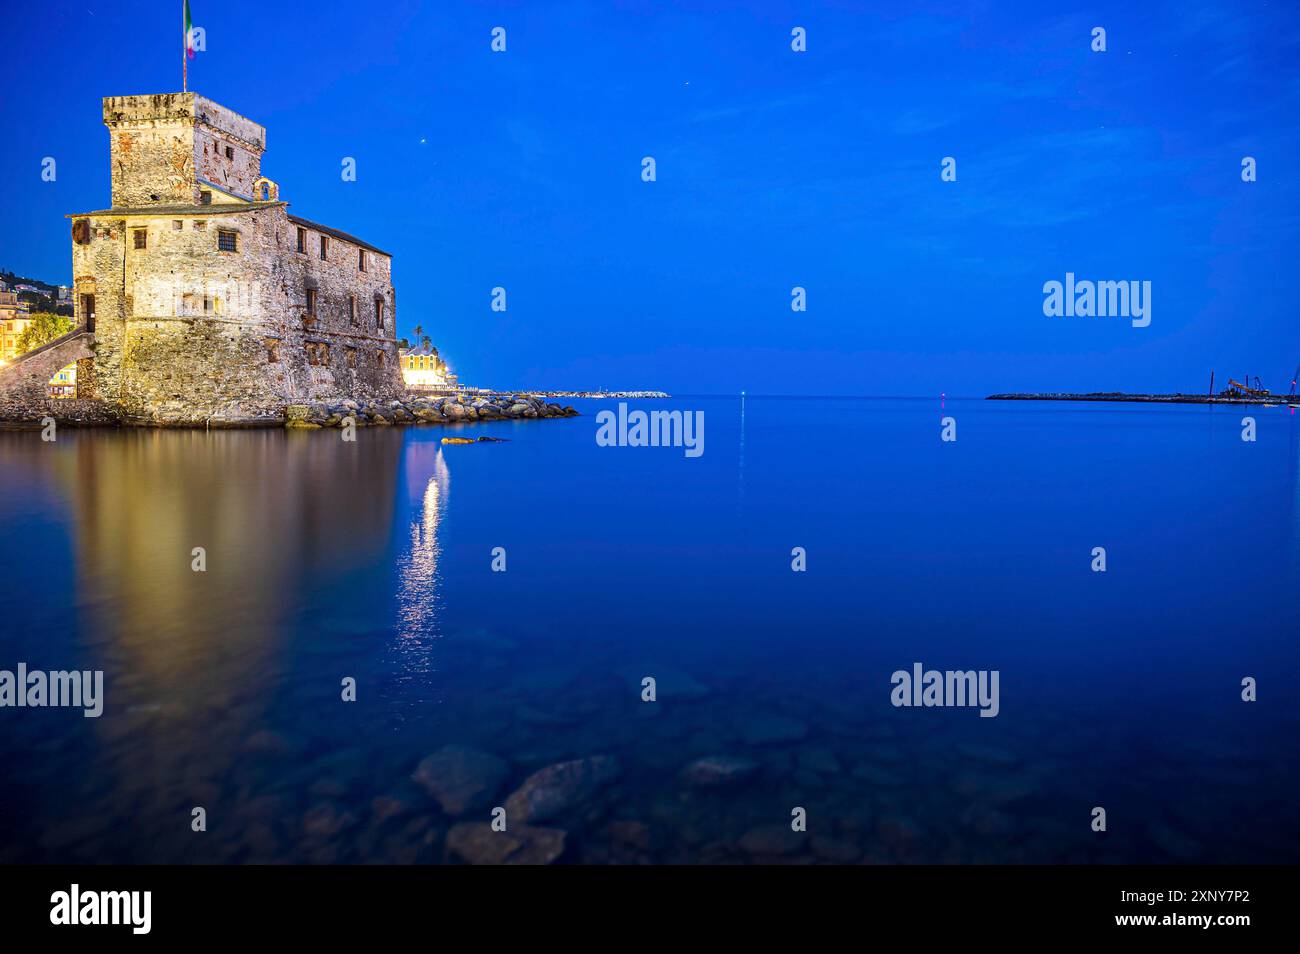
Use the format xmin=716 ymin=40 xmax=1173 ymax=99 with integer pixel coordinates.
xmin=173 ymin=220 xmax=183 ymax=230
xmin=376 ymin=350 xmax=386 ymax=368
xmin=345 ymin=347 xmax=357 ymax=369
xmin=306 ymin=342 xmax=330 ymax=366
xmin=359 ymin=250 xmax=367 ymax=272
xmin=203 ymin=296 xmax=214 ymax=313
xmin=225 ymin=145 xmax=234 ymax=160
xmin=264 ymin=338 xmax=280 ymax=363
xmin=194 ymin=221 xmax=207 ymax=230
xmin=374 ymin=297 xmax=385 ymax=330
xmin=296 ymin=227 xmax=306 ymax=253
xmin=72 ymin=219 xmax=91 ymax=245
xmin=133 ymin=229 xmax=147 ymax=250
xmin=217 ymin=229 xmax=238 ymax=252
xmin=320 ymin=236 xmax=328 ymax=260
xmin=347 ymin=295 xmax=356 ymax=324
xmin=200 ymin=191 xmax=212 ymax=205
xmin=306 ymin=289 xmax=317 ymax=316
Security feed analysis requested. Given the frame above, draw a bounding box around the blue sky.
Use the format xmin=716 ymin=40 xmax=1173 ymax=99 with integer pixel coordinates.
xmin=2 ymin=0 xmax=1298 ymax=394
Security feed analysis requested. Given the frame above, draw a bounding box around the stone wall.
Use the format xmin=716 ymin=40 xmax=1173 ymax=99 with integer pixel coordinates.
xmin=0 ymin=329 xmax=112 ymax=424
xmin=68 ymin=204 xmax=402 ymax=424
xmin=72 ymin=217 xmax=127 ymax=402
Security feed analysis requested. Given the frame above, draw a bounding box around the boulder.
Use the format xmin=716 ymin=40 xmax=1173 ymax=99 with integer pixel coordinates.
xmin=681 ymin=755 xmax=760 ymax=788
xmin=446 ymin=822 xmax=566 ymax=865
xmin=413 ymin=745 xmax=510 ymax=816
xmin=503 ymin=756 xmax=620 ymax=824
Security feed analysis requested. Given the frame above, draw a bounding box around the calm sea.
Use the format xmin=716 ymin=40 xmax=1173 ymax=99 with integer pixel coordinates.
xmin=1 ymin=396 xmax=1297 ymax=863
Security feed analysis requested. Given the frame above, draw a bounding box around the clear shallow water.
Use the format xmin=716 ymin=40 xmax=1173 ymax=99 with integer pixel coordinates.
xmin=1 ymin=396 xmax=1298 ymax=864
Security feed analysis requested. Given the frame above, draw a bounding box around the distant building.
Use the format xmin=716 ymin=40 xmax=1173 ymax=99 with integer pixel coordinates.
xmin=400 ymin=343 xmax=456 ymax=389
xmin=57 ymin=285 xmax=72 ymax=303
xmin=49 ymin=361 xmax=77 ymax=397
xmin=0 ymin=291 xmax=33 ymax=364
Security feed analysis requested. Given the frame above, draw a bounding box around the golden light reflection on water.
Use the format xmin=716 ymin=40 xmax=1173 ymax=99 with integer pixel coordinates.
xmin=1 ymin=428 xmax=406 ymax=849
xmin=395 ymin=441 xmax=451 ymax=650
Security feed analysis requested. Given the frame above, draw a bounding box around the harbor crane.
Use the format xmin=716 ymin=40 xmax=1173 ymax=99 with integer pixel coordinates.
xmin=1225 ymin=377 xmax=1270 ymax=398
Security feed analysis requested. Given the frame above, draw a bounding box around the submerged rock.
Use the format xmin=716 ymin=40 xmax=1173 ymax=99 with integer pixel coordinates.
xmin=302 ymin=802 xmax=357 ymax=839
xmin=739 ymin=824 xmax=805 ymax=857
xmin=621 ymin=666 xmax=710 ymax=701
xmin=412 ymin=745 xmax=510 ymax=816
xmin=446 ymin=822 xmax=566 ymax=865
xmin=682 ymin=755 xmax=760 ymax=788
xmin=504 ymin=755 xmax=620 ymax=823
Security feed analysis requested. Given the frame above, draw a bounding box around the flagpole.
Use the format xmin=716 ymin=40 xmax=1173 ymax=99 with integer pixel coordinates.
xmin=182 ymin=1 xmax=188 ymax=92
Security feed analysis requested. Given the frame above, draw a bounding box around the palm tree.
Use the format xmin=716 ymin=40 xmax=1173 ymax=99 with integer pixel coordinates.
xmin=412 ymin=324 xmax=423 ymax=342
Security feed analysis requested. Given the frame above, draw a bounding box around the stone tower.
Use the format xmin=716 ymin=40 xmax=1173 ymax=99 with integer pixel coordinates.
xmin=103 ymin=92 xmax=269 ymax=207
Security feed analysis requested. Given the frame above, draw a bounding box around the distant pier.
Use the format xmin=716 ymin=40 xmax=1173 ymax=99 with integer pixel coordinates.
xmin=987 ymin=392 xmax=1294 ymax=406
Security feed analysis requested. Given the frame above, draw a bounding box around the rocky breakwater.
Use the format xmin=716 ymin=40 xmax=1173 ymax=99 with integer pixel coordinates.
xmin=284 ymin=393 xmax=580 ymax=429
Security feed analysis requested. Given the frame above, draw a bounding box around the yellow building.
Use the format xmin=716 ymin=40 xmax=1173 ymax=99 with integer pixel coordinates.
xmin=0 ymin=291 xmax=32 ymax=365
xmin=400 ymin=345 xmax=456 ymax=389
xmin=49 ymin=362 xmax=78 ymax=398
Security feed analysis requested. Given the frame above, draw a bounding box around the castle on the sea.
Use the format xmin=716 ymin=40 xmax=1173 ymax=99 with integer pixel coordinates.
xmin=1 ymin=91 xmax=404 ymax=424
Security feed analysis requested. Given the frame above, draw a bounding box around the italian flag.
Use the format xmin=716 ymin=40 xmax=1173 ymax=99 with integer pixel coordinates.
xmin=184 ymin=0 xmax=196 ymax=59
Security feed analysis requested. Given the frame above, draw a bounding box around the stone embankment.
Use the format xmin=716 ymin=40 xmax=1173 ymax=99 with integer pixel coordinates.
xmin=285 ymin=392 xmax=579 ymax=428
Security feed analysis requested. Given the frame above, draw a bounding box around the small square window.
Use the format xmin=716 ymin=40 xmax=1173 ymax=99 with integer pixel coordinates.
xmin=133 ymin=229 xmax=147 ymax=249
xmin=172 ymin=220 xmax=183 ymax=230
xmin=217 ymin=229 xmax=238 ymax=252
xmin=194 ymin=221 xmax=207 ymax=230
xmin=225 ymin=145 xmax=234 ymax=160
xmin=200 ymin=191 xmax=212 ymax=205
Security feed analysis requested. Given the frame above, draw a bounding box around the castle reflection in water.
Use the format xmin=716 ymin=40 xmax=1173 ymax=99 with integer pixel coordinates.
xmin=0 ymin=428 xmax=449 ymax=862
